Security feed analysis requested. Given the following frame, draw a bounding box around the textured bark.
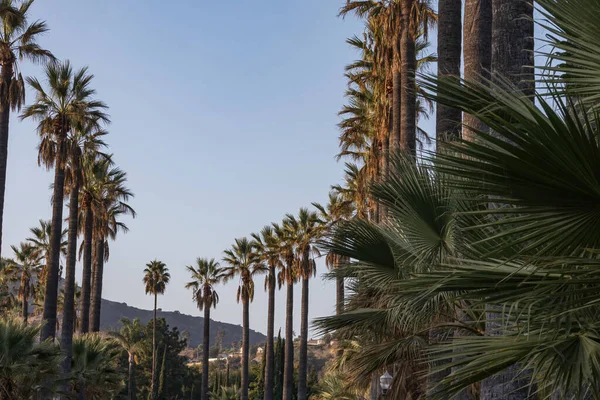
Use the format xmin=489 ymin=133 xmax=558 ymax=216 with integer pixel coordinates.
xmin=0 ymin=62 xmax=12 ymax=264
xmin=202 ymin=289 xmax=211 ymax=400
xmin=297 ymin=276 xmax=309 ymax=400
xmin=151 ymin=293 xmax=157 ymax=400
xmin=40 ymin=154 xmax=66 ymax=342
xmin=128 ymin=353 xmax=136 ymax=399
xmin=391 ymin=68 xmax=401 ymax=151
xmin=336 ymin=272 xmax=344 ymax=315
xmin=79 ymin=206 xmax=93 ymax=334
xmin=89 ymin=239 xmax=104 ymax=332
xmin=463 ymin=0 xmax=492 ymax=141
xmin=481 ymin=2 xmax=535 ymax=399
xmin=22 ymin=293 xmax=28 ymax=324
xmin=61 ymin=182 xmax=80 ymax=376
xmin=282 ymin=281 xmax=294 ymax=400
xmin=436 ymin=0 xmax=463 ymax=143
xmin=241 ymin=296 xmax=250 ymax=400
xmin=264 ymin=265 xmax=276 ymax=400
xmin=400 ymin=0 xmax=417 ymax=156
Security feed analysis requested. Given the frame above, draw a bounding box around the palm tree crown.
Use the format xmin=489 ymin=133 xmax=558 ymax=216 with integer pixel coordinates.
xmin=185 ymin=258 xmax=223 ymax=310
xmin=143 ymin=260 xmax=170 ymax=296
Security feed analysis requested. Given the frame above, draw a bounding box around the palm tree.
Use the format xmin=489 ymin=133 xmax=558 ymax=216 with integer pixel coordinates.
xmin=286 ymin=209 xmax=323 ymax=400
xmin=400 ymin=0 xmax=416 ymax=156
xmin=272 ymin=221 xmax=297 ymax=400
xmin=222 ymin=237 xmax=261 ymax=400
xmin=313 ymin=192 xmax=354 ymax=315
xmin=108 ymin=318 xmax=145 ymax=400
xmin=26 ymin=219 xmax=67 ymax=294
xmin=143 ymin=260 xmax=170 ymax=400
xmin=185 ymin=257 xmax=223 ymax=400
xmin=60 ymin=122 xmax=108 ymax=377
xmin=89 ymin=161 xmax=135 ymax=332
xmin=0 ymin=0 xmax=54 ymax=262
xmin=251 ymin=226 xmax=281 ymax=400
xmin=8 ymin=242 xmax=41 ymax=324
xmin=21 ymin=60 xmax=109 ymax=342
xmin=435 ymin=0 xmax=462 ymax=143
xmin=462 ymin=0 xmax=492 ymax=141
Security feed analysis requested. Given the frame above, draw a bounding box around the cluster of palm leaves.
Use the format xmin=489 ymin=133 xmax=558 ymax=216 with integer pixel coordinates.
xmin=0 ymin=0 xmax=136 ymax=397
xmin=315 ymin=0 xmax=600 ymax=399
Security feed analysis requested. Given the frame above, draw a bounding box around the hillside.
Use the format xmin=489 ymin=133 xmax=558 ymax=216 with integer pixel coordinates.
xmin=99 ymin=298 xmax=266 ymax=348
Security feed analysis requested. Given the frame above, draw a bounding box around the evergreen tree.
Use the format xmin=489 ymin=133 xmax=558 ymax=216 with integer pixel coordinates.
xmin=273 ymin=331 xmax=284 ymax=399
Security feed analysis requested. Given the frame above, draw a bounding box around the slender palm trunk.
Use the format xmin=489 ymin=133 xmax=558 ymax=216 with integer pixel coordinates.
xmin=463 ymin=0 xmax=492 ymax=141
xmin=481 ymin=2 xmax=534 ymax=399
xmin=40 ymin=152 xmax=66 ymax=342
xmin=391 ymin=67 xmax=401 ymax=151
xmin=297 ymin=275 xmax=309 ymax=400
xmin=264 ymin=264 xmax=276 ymax=400
xmin=0 ymin=62 xmax=13 ymax=264
xmin=436 ymin=0 xmax=462 ymax=143
xmin=335 ymin=257 xmax=344 ymax=315
xmin=282 ymin=281 xmax=294 ymax=400
xmin=79 ymin=206 xmax=93 ymax=334
xmin=241 ymin=296 xmax=250 ymax=400
xmin=400 ymin=0 xmax=416 ymax=157
xmin=89 ymin=238 xmax=104 ymax=332
xmin=202 ymin=295 xmax=211 ymax=400
xmin=128 ymin=353 xmax=135 ymax=400
xmin=22 ymin=286 xmax=28 ymax=325
xmin=61 ymin=182 xmax=80 ymax=377
xmin=151 ymin=293 xmax=157 ymax=400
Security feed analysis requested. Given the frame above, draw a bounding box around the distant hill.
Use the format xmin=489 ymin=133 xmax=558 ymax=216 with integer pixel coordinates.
xmin=99 ymin=299 xmax=266 ymax=348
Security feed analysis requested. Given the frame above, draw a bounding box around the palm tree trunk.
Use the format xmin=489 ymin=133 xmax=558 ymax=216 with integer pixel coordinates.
xmin=481 ymin=2 xmax=534 ymax=399
xmin=40 ymin=154 xmax=66 ymax=342
xmin=391 ymin=67 xmax=401 ymax=151
xmin=202 ymin=296 xmax=211 ymax=400
xmin=463 ymin=0 xmax=492 ymax=141
xmin=241 ymin=296 xmax=250 ymax=400
xmin=436 ymin=0 xmax=462 ymax=143
xmin=283 ymin=281 xmax=294 ymax=400
xmin=264 ymin=265 xmax=276 ymax=400
xmin=22 ymin=295 xmax=28 ymax=325
xmin=89 ymin=238 xmax=104 ymax=332
xmin=79 ymin=206 xmax=93 ymax=334
xmin=128 ymin=353 xmax=135 ymax=400
xmin=151 ymin=293 xmax=157 ymax=400
xmin=335 ymin=257 xmax=344 ymax=315
xmin=298 ymin=272 xmax=309 ymax=400
xmin=400 ymin=0 xmax=417 ymax=157
xmin=60 ymin=182 xmax=80 ymax=377
xmin=0 ymin=62 xmax=13 ymax=264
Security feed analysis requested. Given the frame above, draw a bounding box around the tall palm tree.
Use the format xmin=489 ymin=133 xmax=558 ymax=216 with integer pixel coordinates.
xmin=0 ymin=0 xmax=54 ymax=262
xmin=287 ymin=209 xmax=323 ymax=400
xmin=435 ymin=0 xmax=462 ymax=143
xmin=222 ymin=237 xmax=261 ymax=400
xmin=400 ymin=0 xmax=417 ymax=156
xmin=273 ymin=221 xmax=297 ymax=400
xmin=21 ymin=60 xmax=109 ymax=342
xmin=89 ymin=162 xmax=135 ymax=332
xmin=251 ymin=226 xmax=281 ymax=400
xmin=8 ymin=242 xmax=41 ymax=324
xmin=185 ymin=257 xmax=223 ymax=400
xmin=26 ymin=219 xmax=67 ymax=293
xmin=462 ymin=0 xmax=492 ymax=141
xmin=108 ymin=318 xmax=145 ymax=400
xmin=60 ymin=122 xmax=108 ymax=378
xmin=143 ymin=260 xmax=170 ymax=400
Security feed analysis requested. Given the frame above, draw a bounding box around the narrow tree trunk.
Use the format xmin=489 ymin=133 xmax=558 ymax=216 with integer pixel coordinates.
xmin=202 ymin=296 xmax=211 ymax=400
xmin=0 ymin=62 xmax=13 ymax=264
xmin=264 ymin=265 xmax=276 ymax=400
xmin=128 ymin=353 xmax=135 ymax=400
xmin=297 ymin=275 xmax=309 ymax=400
xmin=22 ymin=295 xmax=28 ymax=325
xmin=463 ymin=0 xmax=492 ymax=141
xmin=79 ymin=206 xmax=93 ymax=334
xmin=335 ymin=256 xmax=344 ymax=315
xmin=400 ymin=0 xmax=417 ymax=157
xmin=40 ymin=154 xmax=66 ymax=342
xmin=436 ymin=0 xmax=462 ymax=144
xmin=61 ymin=182 xmax=80 ymax=378
xmin=391 ymin=68 xmax=401 ymax=151
xmin=89 ymin=239 xmax=104 ymax=332
xmin=282 ymin=281 xmax=294 ymax=400
xmin=241 ymin=296 xmax=250 ymax=400
xmin=151 ymin=293 xmax=157 ymax=400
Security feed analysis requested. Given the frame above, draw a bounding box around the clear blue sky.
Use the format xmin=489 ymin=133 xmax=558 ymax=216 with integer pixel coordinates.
xmin=4 ymin=1 xmax=437 ymax=337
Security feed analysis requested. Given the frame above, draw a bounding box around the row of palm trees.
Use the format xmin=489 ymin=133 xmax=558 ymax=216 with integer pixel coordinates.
xmin=0 ymin=0 xmax=136 ymax=392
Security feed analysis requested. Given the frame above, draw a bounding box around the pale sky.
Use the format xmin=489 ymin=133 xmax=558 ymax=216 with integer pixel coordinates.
xmin=4 ymin=1 xmax=436 ymax=337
